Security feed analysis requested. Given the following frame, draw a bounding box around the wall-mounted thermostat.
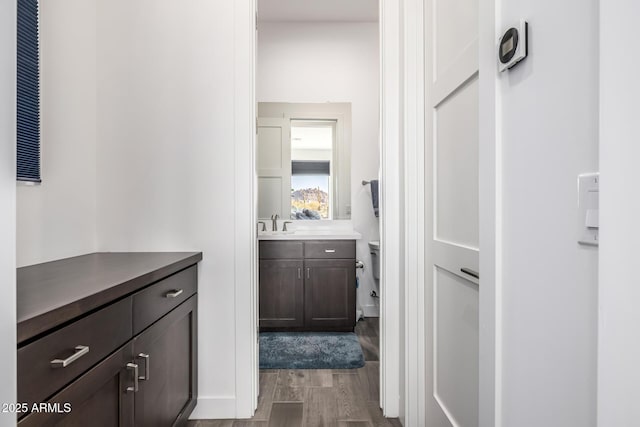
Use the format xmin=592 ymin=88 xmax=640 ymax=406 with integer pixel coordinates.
xmin=498 ymin=19 xmax=528 ymax=72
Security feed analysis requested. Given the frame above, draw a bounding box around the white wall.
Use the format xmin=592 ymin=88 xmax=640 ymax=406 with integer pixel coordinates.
xmin=0 ymin=0 xmax=17 ymax=424
xmin=257 ymin=22 xmax=381 ymax=316
xmin=498 ymin=1 xmax=599 ymax=425
xmin=95 ymin=0 xmax=240 ymax=417
xmin=598 ymin=1 xmax=640 ymax=425
xmin=16 ymin=0 xmax=98 ymax=267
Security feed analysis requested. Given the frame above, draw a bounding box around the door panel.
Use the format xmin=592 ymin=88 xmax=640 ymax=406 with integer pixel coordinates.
xmin=133 ymin=296 xmax=197 ymax=427
xmin=257 ymin=118 xmax=291 ymax=219
xmin=257 ymin=126 xmax=285 ymax=169
xmin=258 ymin=177 xmax=284 ymax=220
xmin=304 ymin=259 xmax=355 ymax=329
xmin=435 ymin=76 xmax=479 ymax=249
xmin=433 ymin=267 xmax=479 ymax=427
xmin=259 ymin=259 xmax=304 ymax=328
xmin=434 ymin=0 xmax=478 ymax=79
xmin=426 ymin=0 xmax=479 ymax=423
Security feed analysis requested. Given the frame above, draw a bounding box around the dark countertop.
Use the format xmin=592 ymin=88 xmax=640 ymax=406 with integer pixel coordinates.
xmin=17 ymin=252 xmax=203 ymax=345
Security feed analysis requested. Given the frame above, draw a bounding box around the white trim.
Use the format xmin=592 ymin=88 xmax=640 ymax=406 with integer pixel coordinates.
xmin=234 ymin=0 xmax=258 ymax=418
xmin=478 ymin=0 xmax=500 ymax=425
xmin=379 ymin=0 xmax=401 ymax=418
xmin=402 ymin=0 xmax=426 ymax=425
xmin=189 ymin=397 xmax=238 ymax=420
xmin=362 ymin=304 xmax=380 ymax=318
xmin=0 ymin=0 xmax=17 ymax=422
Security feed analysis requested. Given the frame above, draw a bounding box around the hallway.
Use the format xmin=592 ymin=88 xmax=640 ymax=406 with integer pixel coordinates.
xmin=188 ymin=319 xmax=401 ymax=427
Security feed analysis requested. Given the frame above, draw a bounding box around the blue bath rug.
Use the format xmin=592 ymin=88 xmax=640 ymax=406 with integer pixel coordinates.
xmin=259 ymin=332 xmax=365 ymax=369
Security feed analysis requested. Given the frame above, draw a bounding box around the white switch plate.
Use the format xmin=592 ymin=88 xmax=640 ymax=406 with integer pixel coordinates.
xmin=578 ymin=173 xmax=599 ymax=246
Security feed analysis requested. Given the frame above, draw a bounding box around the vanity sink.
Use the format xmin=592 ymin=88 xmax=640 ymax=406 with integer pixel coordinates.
xmin=257 ymin=228 xmax=361 ymax=240
xmin=258 ymin=230 xmax=295 ymax=236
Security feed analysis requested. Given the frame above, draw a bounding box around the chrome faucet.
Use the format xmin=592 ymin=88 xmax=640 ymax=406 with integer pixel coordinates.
xmin=283 ymin=221 xmax=292 ymax=232
xmin=257 ymin=221 xmax=266 ymax=232
xmin=271 ymin=214 xmax=279 ymax=231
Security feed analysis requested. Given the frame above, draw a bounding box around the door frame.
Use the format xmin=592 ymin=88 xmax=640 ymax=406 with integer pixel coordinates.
xmin=232 ymin=0 xmax=405 ymax=418
xmin=400 ymin=0 xmax=426 ymax=424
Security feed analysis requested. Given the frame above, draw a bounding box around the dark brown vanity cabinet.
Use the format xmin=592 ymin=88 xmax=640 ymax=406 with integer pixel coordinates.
xmin=17 ymin=252 xmax=201 ymax=427
xmin=259 ymin=240 xmax=356 ymax=332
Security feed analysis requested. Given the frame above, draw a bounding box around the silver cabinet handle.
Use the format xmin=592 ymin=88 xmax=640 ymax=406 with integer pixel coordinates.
xmin=460 ymin=268 xmax=480 ymax=280
xmin=165 ymin=289 xmax=183 ymax=298
xmin=126 ymin=363 xmax=139 ymax=393
xmin=50 ymin=345 xmax=89 ymax=368
xmin=298 ymin=268 xmax=301 ymax=279
xmin=138 ymin=353 xmax=150 ymax=381
xmin=324 ymin=249 xmax=336 ymax=253
xmin=306 ymin=268 xmax=310 ymax=279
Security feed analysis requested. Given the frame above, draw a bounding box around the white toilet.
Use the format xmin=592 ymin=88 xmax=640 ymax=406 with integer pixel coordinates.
xmin=368 ymin=241 xmax=380 ymax=280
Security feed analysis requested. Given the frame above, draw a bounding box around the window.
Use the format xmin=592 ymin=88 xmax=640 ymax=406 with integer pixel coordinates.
xmin=17 ymin=0 xmax=41 ymax=182
xmin=291 ymin=161 xmax=331 ymax=219
xmin=290 ymin=121 xmax=335 ymax=220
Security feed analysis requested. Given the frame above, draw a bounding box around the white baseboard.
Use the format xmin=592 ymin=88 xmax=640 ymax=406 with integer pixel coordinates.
xmin=362 ymin=304 xmax=380 ymax=318
xmin=189 ymin=396 xmax=238 ymax=420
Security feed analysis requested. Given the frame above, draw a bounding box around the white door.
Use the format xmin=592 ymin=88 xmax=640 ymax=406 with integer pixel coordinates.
xmin=425 ymin=0 xmax=479 ymax=424
xmin=257 ymin=117 xmax=291 ymax=220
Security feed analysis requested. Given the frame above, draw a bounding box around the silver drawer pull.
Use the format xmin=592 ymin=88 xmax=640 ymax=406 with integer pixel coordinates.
xmin=324 ymin=249 xmax=336 ymax=253
xmin=50 ymin=345 xmax=89 ymax=368
xmin=165 ymin=289 xmax=184 ymax=298
xmin=126 ymin=363 xmax=139 ymax=393
xmin=138 ymin=353 xmax=150 ymax=381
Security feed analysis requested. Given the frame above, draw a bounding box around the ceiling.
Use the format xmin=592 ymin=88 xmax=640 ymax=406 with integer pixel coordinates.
xmin=258 ymin=0 xmax=378 ymax=23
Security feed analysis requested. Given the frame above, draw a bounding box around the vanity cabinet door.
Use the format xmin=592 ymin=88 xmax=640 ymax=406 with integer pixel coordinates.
xmin=133 ymin=296 xmax=197 ymax=427
xmin=259 ymin=259 xmax=305 ymax=328
xmin=17 ymin=342 xmax=135 ymax=427
xmin=304 ymin=259 xmax=356 ymax=330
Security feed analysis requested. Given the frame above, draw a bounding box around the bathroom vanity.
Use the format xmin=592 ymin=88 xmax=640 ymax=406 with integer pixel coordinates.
xmin=16 ymin=252 xmax=202 ymax=426
xmin=259 ymin=231 xmax=359 ymax=332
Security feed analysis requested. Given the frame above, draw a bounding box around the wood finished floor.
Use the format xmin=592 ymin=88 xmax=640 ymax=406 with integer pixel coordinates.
xmin=188 ymin=318 xmax=402 ymax=427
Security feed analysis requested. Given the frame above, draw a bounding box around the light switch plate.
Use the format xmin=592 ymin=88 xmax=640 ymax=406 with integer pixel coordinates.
xmin=578 ymin=173 xmax=599 ymax=246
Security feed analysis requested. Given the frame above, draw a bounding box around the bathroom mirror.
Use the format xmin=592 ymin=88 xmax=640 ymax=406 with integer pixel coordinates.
xmin=257 ymin=102 xmax=351 ymax=221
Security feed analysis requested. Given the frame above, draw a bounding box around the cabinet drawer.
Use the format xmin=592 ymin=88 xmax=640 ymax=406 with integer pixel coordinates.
xmin=259 ymin=241 xmax=304 ymax=259
xmin=18 ymin=342 xmax=135 ymax=427
xmin=17 ymin=297 xmax=132 ymax=408
xmin=304 ymin=240 xmax=355 ymax=259
xmin=133 ymin=266 xmax=197 ymax=335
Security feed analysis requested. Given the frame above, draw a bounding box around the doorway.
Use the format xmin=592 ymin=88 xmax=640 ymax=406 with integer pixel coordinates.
xmin=252 ymin=0 xmax=394 ymax=424
xmin=232 ymin=0 xmax=409 ymax=421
